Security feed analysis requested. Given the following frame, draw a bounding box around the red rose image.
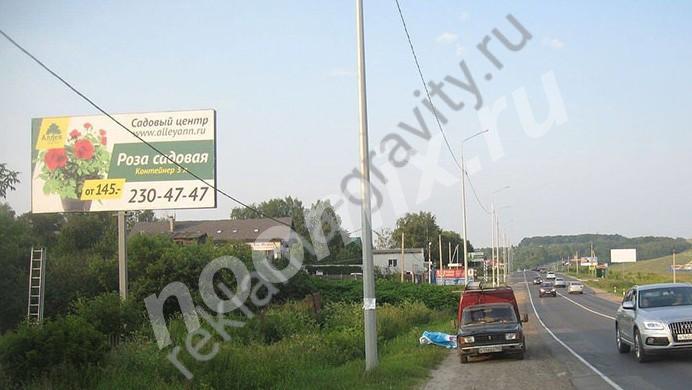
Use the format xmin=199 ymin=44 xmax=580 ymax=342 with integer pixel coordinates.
xmin=83 ymin=122 xmax=93 ymax=129
xmin=44 ymin=148 xmax=67 ymax=170
xmin=100 ymin=136 xmax=107 ymax=145
xmin=74 ymin=139 xmax=95 ymax=160
xmin=99 ymin=129 xmax=106 ymax=136
xmin=70 ymin=129 xmax=81 ymax=139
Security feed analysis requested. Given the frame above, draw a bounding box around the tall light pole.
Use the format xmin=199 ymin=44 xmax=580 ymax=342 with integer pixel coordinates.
xmin=490 ymin=202 xmax=496 ymax=287
xmin=460 ymin=129 xmax=488 ymax=285
xmin=355 ymin=0 xmax=377 ymax=371
xmin=491 ymin=186 xmax=510 ymax=287
xmin=496 ymin=206 xmax=511 ymax=284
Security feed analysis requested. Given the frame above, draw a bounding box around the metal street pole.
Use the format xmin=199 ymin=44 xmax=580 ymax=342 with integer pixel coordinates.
xmin=355 ymin=0 xmax=377 ymax=370
xmin=490 ymin=186 xmax=510 ymax=287
xmin=460 ymin=129 xmax=487 ymax=286
xmin=491 ymin=202 xmax=495 ymax=287
xmin=117 ymin=211 xmax=128 ymax=300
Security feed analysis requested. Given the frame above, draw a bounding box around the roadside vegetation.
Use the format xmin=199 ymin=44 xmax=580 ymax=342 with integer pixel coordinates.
xmin=0 ymin=295 xmax=452 ymax=389
xmin=564 ymin=250 xmax=692 ymax=295
xmin=0 ymin=202 xmax=459 ymax=389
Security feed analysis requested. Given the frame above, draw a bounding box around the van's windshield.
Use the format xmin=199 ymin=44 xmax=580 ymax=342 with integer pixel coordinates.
xmin=462 ymin=305 xmax=517 ymax=325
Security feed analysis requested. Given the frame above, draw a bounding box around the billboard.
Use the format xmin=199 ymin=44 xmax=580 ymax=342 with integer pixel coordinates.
xmin=31 ymin=109 xmax=216 ymax=213
xmin=611 ymin=249 xmax=637 ymax=263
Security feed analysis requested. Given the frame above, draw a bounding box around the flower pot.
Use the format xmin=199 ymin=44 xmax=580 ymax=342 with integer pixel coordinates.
xmin=61 ymin=198 xmax=92 ymax=212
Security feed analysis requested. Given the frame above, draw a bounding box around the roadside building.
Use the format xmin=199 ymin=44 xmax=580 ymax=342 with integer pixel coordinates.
xmin=130 ymin=216 xmax=294 ymax=259
xmin=372 ymin=248 xmax=425 ymax=277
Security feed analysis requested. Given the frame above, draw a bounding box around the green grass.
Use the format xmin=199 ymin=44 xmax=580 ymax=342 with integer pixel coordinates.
xmin=562 ymin=249 xmax=692 ymax=294
xmin=616 ymin=249 xmax=692 ymax=277
xmin=14 ymin=303 xmax=453 ymax=390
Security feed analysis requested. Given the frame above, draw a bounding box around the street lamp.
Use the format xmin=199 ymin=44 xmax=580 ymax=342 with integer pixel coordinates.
xmin=460 ymin=129 xmax=488 ymax=286
xmin=491 ymin=186 xmax=510 ymax=286
xmin=496 ymin=206 xmax=511 ymax=284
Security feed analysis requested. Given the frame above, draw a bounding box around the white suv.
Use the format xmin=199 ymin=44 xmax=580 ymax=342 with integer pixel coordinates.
xmin=546 ymin=271 xmax=556 ymax=280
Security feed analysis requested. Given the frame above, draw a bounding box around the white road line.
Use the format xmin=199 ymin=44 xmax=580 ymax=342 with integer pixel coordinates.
xmin=523 ymin=272 xmax=623 ymax=390
xmin=556 ymin=291 xmax=616 ymax=320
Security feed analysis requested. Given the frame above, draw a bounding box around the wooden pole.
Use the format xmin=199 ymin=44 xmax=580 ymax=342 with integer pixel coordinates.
xmin=672 ymin=250 xmax=676 ymax=283
xmin=400 ymin=232 xmax=405 ymax=283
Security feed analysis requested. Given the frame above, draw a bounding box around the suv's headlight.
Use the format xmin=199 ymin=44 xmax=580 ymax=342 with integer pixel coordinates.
xmin=505 ymin=333 xmax=517 ymax=340
xmin=643 ymin=321 xmax=665 ymax=330
xmin=462 ymin=336 xmax=474 ymax=343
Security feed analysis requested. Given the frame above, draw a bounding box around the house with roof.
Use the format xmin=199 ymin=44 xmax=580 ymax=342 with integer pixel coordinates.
xmin=130 ymin=216 xmax=294 ymax=259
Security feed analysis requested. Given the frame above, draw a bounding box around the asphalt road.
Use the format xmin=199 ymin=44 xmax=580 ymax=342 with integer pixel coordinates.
xmin=423 ymin=271 xmax=692 ymax=390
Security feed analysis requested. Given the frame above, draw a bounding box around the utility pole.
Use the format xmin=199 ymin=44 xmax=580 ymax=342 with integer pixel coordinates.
xmin=460 ymin=130 xmax=487 ymax=286
xmin=448 ymin=242 xmax=452 ymax=267
xmin=576 ymin=250 xmax=579 ymax=276
xmin=428 ymin=241 xmax=432 ymax=284
xmin=355 ymin=0 xmax=377 ymax=370
xmin=673 ymin=250 xmax=677 ymax=283
xmin=400 ymin=232 xmax=405 ymax=283
xmin=118 ymin=211 xmax=128 ymax=300
xmin=438 ymin=234 xmax=443 ymax=274
xmin=491 ymin=203 xmax=496 ymax=287
xmin=503 ymin=233 xmax=508 ymax=284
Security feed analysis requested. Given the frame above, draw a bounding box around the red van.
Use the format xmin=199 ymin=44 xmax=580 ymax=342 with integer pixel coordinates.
xmin=456 ymin=282 xmax=528 ymax=363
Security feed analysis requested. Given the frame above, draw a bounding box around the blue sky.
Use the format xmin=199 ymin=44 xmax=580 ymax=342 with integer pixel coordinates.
xmin=1 ymin=1 xmax=691 ymax=246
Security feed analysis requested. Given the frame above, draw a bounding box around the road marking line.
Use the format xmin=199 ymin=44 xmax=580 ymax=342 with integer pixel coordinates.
xmin=557 ymin=291 xmax=616 ymax=320
xmin=523 ymin=272 xmax=623 ymax=390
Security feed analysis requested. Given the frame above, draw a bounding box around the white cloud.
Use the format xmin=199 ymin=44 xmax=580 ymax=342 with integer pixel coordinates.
xmin=435 ymin=32 xmax=458 ymax=45
xmin=542 ymin=37 xmax=565 ymax=50
xmin=327 ymin=67 xmax=353 ymax=78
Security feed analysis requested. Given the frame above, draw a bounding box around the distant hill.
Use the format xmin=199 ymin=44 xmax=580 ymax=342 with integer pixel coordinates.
xmin=512 ymin=234 xmax=690 ymax=270
xmin=621 ymin=248 xmax=692 ymax=276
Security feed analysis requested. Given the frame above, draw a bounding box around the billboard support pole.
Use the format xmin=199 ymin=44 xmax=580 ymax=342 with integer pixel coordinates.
xmin=118 ymin=211 xmax=128 ymax=300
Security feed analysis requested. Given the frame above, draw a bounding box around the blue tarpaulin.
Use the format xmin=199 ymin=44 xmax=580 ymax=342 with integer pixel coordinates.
xmin=419 ymin=331 xmax=458 ymax=349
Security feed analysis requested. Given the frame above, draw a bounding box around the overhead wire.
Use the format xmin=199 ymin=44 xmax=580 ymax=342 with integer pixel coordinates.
xmin=393 ymin=0 xmax=491 ymax=215
xmin=0 ymin=29 xmax=294 ymax=228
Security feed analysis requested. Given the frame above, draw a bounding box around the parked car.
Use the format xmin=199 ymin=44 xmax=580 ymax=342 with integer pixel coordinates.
xmin=568 ymin=281 xmax=584 ymax=294
xmin=546 ymin=271 xmax=556 ymax=280
xmin=456 ymin=284 xmax=528 ymax=363
xmin=533 ymin=277 xmax=543 ymax=285
xmin=554 ymin=278 xmax=567 ymax=288
xmin=615 ymin=283 xmax=692 ymax=362
xmin=539 ymin=282 xmax=557 ymax=297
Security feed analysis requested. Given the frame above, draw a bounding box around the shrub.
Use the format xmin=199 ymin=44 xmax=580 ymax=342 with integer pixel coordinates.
xmin=313 ymin=278 xmax=459 ymax=312
xmin=71 ymin=292 xmax=145 ymax=339
xmin=256 ymin=301 xmax=319 ymax=344
xmin=0 ymin=315 xmax=108 ymax=383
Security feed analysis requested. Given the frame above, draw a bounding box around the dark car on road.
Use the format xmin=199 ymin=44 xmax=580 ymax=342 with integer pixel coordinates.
xmin=456 ymin=284 xmax=528 ymax=363
xmin=539 ymin=282 xmax=557 ymax=297
xmin=458 ymin=303 xmax=526 ymax=363
xmin=533 ymin=277 xmax=543 ymax=285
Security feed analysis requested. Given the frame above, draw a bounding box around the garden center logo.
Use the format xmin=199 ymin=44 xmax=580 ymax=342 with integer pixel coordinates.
xmin=35 ymin=117 xmax=68 ymax=149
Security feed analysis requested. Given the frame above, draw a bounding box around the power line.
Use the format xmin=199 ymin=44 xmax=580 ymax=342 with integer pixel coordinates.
xmin=393 ymin=1 xmax=490 ymax=214
xmin=393 ymin=0 xmax=460 ymax=169
xmin=465 ymin=171 xmax=490 ymax=215
xmin=0 ymin=28 xmax=293 ymax=228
